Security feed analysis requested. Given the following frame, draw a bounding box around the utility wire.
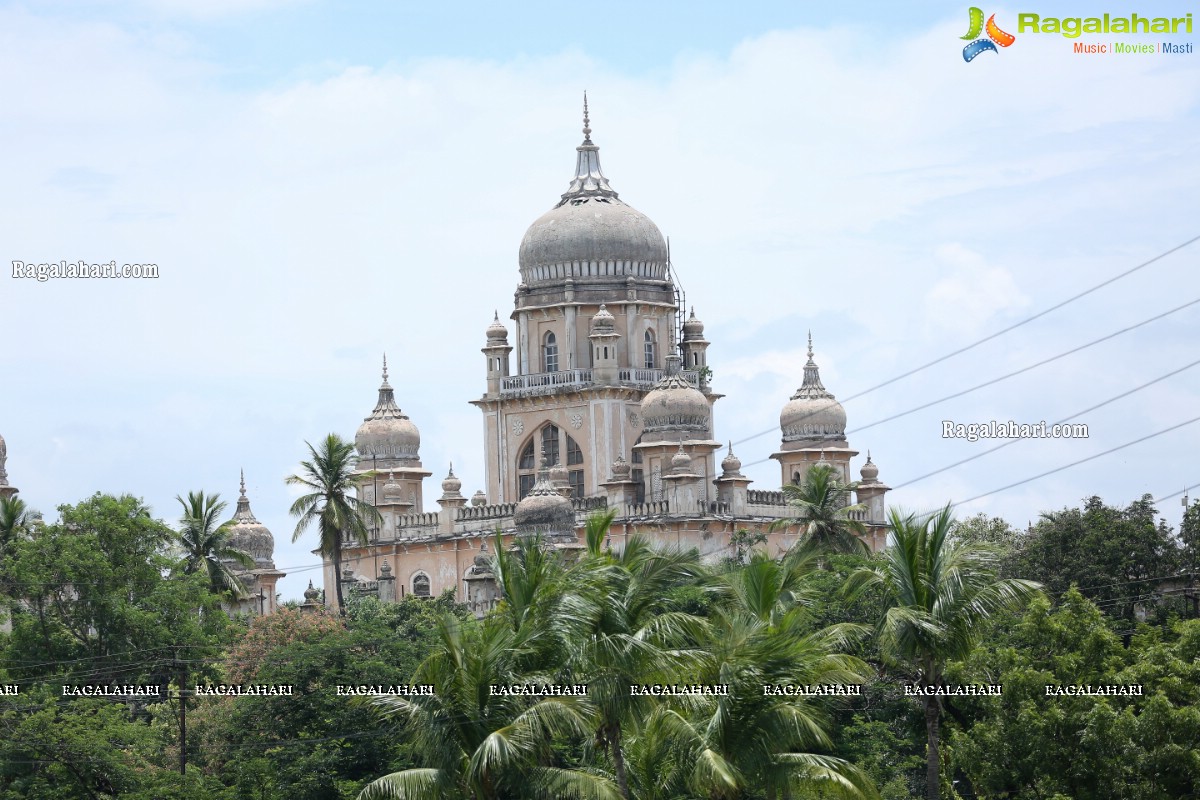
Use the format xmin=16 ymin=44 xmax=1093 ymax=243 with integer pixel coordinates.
xmin=890 ymin=357 xmax=1200 ymax=490
xmin=732 ymin=233 xmax=1200 ymax=448
xmin=847 ymin=297 xmax=1200 ymax=435
xmin=950 ymin=415 xmax=1200 ymax=508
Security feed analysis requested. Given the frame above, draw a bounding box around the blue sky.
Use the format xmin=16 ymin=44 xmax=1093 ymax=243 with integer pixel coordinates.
xmin=2 ymin=1 xmax=1198 ymax=601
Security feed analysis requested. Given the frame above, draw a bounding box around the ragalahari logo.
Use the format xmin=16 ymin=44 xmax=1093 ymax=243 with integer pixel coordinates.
xmin=962 ymin=7 xmax=1016 ymax=61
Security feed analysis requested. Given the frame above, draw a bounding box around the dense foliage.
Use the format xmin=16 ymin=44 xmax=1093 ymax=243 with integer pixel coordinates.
xmin=0 ymin=490 xmax=1197 ymax=799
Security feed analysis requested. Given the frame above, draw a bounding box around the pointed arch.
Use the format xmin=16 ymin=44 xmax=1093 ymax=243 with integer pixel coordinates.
xmin=543 ymin=331 xmax=559 ymax=373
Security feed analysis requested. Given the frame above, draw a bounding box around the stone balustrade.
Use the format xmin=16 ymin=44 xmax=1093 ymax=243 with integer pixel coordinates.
xmin=499 ymin=368 xmax=700 ymax=397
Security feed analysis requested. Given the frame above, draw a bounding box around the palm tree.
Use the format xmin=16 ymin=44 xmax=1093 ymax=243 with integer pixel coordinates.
xmin=559 ymin=514 xmax=708 ymax=800
xmin=361 ymin=613 xmax=619 ymax=800
xmin=176 ymin=491 xmax=254 ymax=599
xmin=622 ymin=552 xmax=876 ymax=800
xmin=0 ymin=495 xmax=33 ymax=619
xmin=0 ymin=495 xmax=32 ymax=552
xmin=843 ymin=505 xmax=1044 ymax=800
xmin=286 ymin=433 xmax=380 ymax=615
xmin=769 ymin=463 xmax=869 ymax=557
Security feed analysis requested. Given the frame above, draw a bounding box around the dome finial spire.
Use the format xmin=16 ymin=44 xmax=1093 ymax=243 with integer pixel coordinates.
xmin=582 ymin=91 xmax=591 ymax=143
xmin=382 ymin=353 xmax=389 ymax=385
xmin=807 ymin=331 xmax=814 ymax=362
xmin=239 ymin=468 xmax=246 ymax=499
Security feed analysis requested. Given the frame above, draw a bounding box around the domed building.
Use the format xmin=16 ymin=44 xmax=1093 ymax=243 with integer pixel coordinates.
xmin=222 ymin=471 xmax=286 ymax=616
xmin=321 ymin=100 xmax=891 ymax=614
xmin=352 ymin=356 xmax=433 ymax=522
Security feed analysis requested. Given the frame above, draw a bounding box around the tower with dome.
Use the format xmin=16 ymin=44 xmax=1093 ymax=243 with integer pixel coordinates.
xmin=322 ymin=101 xmax=891 ymax=614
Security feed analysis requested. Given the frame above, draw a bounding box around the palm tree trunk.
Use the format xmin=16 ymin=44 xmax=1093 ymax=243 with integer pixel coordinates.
xmin=609 ymin=721 xmax=632 ymax=800
xmin=925 ymin=693 xmax=940 ymax=800
xmin=333 ymin=538 xmax=345 ymax=616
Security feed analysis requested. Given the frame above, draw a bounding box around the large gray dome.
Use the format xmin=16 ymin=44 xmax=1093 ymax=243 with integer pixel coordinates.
xmin=518 ymin=102 xmax=668 ymax=285
xmin=519 ymin=200 xmax=668 ymax=284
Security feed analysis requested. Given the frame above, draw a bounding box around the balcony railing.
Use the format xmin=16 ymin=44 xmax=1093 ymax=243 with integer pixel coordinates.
xmin=499 ymin=368 xmax=699 ymax=397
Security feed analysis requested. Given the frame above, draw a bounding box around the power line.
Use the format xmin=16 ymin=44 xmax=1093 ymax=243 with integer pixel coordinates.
xmin=891 ymin=357 xmax=1200 ymax=490
xmin=951 ymin=415 xmax=1200 ymax=508
xmin=846 ymin=297 xmax=1200 ymax=435
xmin=732 ymin=233 xmax=1200 ymax=448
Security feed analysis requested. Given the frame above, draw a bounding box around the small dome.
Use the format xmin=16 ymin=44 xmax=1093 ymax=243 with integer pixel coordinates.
xmin=860 ymin=454 xmax=879 ymax=482
xmin=486 ymin=311 xmax=509 ymax=343
xmin=227 ymin=472 xmax=275 ymax=568
xmin=381 ymin=471 xmax=403 ymax=502
xmin=548 ymin=460 xmax=569 ymax=487
xmin=670 ymin=445 xmax=692 ymax=473
xmin=780 ymin=335 xmax=846 ymax=442
xmin=640 ymin=356 xmax=710 ymax=436
xmin=518 ymin=104 xmax=668 ymax=285
xmin=303 ymin=580 xmax=320 ymax=601
xmin=513 ymin=473 xmax=575 ymax=534
xmin=682 ymin=308 xmax=705 ymax=340
xmin=721 ymin=443 xmax=742 ymax=476
xmin=590 ymin=304 xmax=616 ymax=333
xmin=471 ymin=489 xmax=487 ymax=506
xmin=441 ymin=465 xmax=462 ymax=495
xmin=610 ymin=455 xmax=631 ymax=480
xmin=355 ymin=356 xmax=422 ymax=461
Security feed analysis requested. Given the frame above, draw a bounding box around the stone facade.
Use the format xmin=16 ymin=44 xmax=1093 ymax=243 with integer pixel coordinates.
xmin=320 ymin=103 xmax=892 ymax=616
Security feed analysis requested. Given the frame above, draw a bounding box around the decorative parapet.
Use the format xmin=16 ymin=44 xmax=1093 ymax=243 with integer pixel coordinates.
xmin=747 ymin=489 xmax=787 ymax=506
xmin=501 ymin=369 xmax=594 ymax=396
xmin=625 ymin=500 xmax=671 ymax=517
xmin=458 ymin=503 xmax=518 ymax=521
xmin=572 ymin=495 xmax=608 ymax=513
xmin=498 ymin=368 xmax=699 ymax=398
xmin=396 ymin=511 xmax=440 ymax=528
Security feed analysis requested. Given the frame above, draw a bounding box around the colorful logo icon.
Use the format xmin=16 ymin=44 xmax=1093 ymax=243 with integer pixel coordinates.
xmin=962 ymin=7 xmax=1016 ymax=61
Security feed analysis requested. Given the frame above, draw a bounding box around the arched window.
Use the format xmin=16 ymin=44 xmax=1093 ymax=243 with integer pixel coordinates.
xmin=516 ymin=425 xmax=561 ymax=499
xmin=566 ymin=433 xmax=584 ymax=498
xmin=542 ymin=425 xmax=560 ymax=467
xmin=519 ymin=440 xmax=536 ymax=470
xmin=644 ymin=330 xmax=655 ymax=369
xmin=412 ymin=573 xmax=430 ymax=598
xmin=516 ymin=425 xmax=587 ymax=499
xmin=631 ymin=434 xmax=645 ymax=504
xmin=792 ymin=471 xmax=801 ymax=486
xmin=543 ymin=331 xmax=559 ymax=373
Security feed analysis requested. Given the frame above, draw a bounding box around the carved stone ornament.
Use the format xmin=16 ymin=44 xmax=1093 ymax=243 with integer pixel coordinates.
xmin=511 ymin=418 xmax=524 ymax=436
xmin=570 ymin=412 xmax=584 ymax=429
xmin=627 ymin=411 xmax=640 ymax=428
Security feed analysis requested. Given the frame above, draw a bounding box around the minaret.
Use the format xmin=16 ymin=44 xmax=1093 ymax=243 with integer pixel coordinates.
xmin=680 ymin=308 xmax=710 ymax=380
xmin=482 ymin=312 xmax=512 ymax=397
xmin=589 ymin=305 xmax=621 ymax=385
xmin=0 ymin=433 xmax=15 ymax=499
xmin=225 ymin=470 xmax=285 ymax=615
xmin=354 ymin=354 xmax=431 ymax=510
xmin=771 ymin=333 xmax=856 ymax=489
